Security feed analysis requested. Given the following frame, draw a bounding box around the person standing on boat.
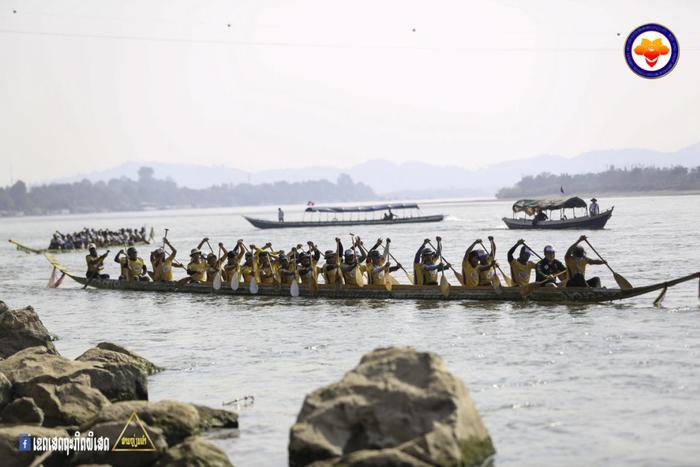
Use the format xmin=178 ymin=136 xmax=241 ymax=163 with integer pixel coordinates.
xmin=507 ymin=239 xmax=537 ymax=286
xmin=413 ymin=237 xmax=450 ymax=286
xmin=85 ymin=243 xmax=110 ymax=279
xmin=589 ymin=198 xmax=600 ymax=216
xmin=278 ymin=207 xmax=284 ymax=222
xmin=535 ymin=245 xmax=567 ymax=286
xmin=339 ymin=237 xmax=367 ymax=286
xmin=565 ymin=235 xmax=605 ymax=288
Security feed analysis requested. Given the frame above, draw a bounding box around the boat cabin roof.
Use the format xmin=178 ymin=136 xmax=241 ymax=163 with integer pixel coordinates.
xmin=305 ymin=203 xmax=420 ymax=213
xmin=512 ymin=197 xmax=587 ymax=214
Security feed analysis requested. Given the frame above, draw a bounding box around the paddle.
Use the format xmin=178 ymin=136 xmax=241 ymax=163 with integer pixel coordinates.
xmin=439 ymin=269 xmax=450 ymax=298
xmin=584 ymin=239 xmax=633 ymax=289
xmin=388 ymin=251 xmax=414 ymax=284
xmin=247 ymin=244 xmax=260 ymax=295
xmin=212 ymin=245 xmax=223 ymax=290
xmin=290 ymin=251 xmax=300 ymax=297
xmin=175 ymin=276 xmax=192 ymax=289
xmin=230 ymin=271 xmax=240 ymax=291
xmin=522 ymin=242 xmax=543 ymax=260
xmin=520 ymin=270 xmax=568 ymax=298
xmin=428 ymin=240 xmax=464 ymax=284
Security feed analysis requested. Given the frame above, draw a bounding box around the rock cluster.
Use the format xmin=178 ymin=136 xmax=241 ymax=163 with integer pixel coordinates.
xmin=0 ymin=302 xmax=237 ymax=466
xmin=289 ymin=346 xmax=495 ymax=467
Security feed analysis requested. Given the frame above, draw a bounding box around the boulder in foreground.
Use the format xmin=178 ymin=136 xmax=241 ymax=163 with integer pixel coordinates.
xmin=289 ymin=347 xmax=495 ymax=467
xmin=0 ymin=306 xmax=57 ymax=358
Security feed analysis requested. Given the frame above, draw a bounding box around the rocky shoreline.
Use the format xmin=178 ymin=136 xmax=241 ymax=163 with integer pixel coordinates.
xmin=1 ymin=300 xmax=495 ymax=466
xmin=0 ymin=301 xmax=237 ymax=466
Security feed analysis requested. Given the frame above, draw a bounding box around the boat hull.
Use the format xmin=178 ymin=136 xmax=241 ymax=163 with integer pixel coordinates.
xmin=244 ymin=214 xmax=445 ymax=229
xmin=64 ymin=271 xmax=699 ymax=304
xmin=502 ymin=208 xmax=613 ymax=230
xmin=9 ymin=239 xmax=152 ymax=255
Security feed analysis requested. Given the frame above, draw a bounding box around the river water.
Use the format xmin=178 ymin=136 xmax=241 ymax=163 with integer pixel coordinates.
xmin=1 ymin=195 xmax=699 ymax=466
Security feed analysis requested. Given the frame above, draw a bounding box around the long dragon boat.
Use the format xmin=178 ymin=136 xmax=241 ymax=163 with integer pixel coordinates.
xmin=48 ymin=258 xmax=699 ymax=304
xmin=9 ymin=229 xmax=155 ymax=255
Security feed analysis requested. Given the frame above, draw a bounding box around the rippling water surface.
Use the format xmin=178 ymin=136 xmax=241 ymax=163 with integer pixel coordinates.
xmin=1 ymin=195 xmax=699 ymax=466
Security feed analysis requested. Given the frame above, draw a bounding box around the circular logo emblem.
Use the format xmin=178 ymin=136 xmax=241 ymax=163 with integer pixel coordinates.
xmin=625 ymin=23 xmax=679 ymax=78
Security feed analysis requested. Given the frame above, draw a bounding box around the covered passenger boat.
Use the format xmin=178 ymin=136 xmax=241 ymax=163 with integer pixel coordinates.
xmin=244 ymin=203 xmax=444 ymax=229
xmin=49 ymin=262 xmax=698 ymax=304
xmin=502 ymin=197 xmax=613 ymax=230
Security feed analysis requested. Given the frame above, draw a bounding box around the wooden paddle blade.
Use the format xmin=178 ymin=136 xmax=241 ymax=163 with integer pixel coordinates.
xmin=439 ymin=274 xmax=450 ymax=298
xmin=384 ymin=274 xmax=393 ymax=291
xmin=48 ymin=267 xmax=57 ymax=288
xmin=490 ymin=274 xmax=502 ymax=295
xmin=290 ymin=280 xmax=300 ymax=297
xmin=213 ymin=272 xmax=222 ymax=290
xmin=520 ymin=281 xmax=540 ymax=298
xmin=355 ymin=267 xmax=364 ymax=288
xmin=230 ymin=271 xmax=240 ymax=291
xmin=614 ymin=272 xmax=633 ymax=289
xmin=249 ymin=277 xmax=259 ymax=295
xmin=310 ymin=275 xmax=318 ymax=295
xmin=653 ymin=286 xmax=667 ymax=306
xmin=453 ymin=270 xmax=464 ymax=285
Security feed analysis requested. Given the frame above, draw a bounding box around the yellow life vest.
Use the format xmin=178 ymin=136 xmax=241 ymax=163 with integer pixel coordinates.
xmin=154 ymin=257 xmax=174 ymax=282
xmin=86 ymin=254 xmax=103 ymax=274
xmin=342 ymin=264 xmax=365 ymax=286
xmin=187 ymin=261 xmax=207 ymax=282
xmin=323 ymin=265 xmax=341 ymax=285
xmin=240 ymin=265 xmax=255 ymax=284
xmin=126 ymin=257 xmax=145 ymax=281
xmin=414 ymin=263 xmax=438 ymax=286
xmin=509 ymin=259 xmax=536 ymax=287
xmin=462 ymin=260 xmax=480 ymax=288
xmin=222 ymin=263 xmax=239 ymax=283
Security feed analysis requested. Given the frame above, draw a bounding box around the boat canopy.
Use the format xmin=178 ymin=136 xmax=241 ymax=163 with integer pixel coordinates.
xmin=305 ymin=203 xmax=419 ymax=213
xmin=512 ymin=197 xmax=587 ymax=215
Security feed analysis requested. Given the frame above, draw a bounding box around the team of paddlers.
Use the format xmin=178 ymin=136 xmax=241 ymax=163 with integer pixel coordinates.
xmin=84 ymin=233 xmax=608 ymax=289
xmin=49 ymin=227 xmax=151 ymax=250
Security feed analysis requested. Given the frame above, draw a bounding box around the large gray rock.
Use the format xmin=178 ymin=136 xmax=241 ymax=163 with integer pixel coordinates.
xmin=0 ymin=397 xmax=44 ymax=425
xmin=71 ymin=420 xmax=167 ymax=467
xmin=26 ymin=375 xmax=110 ymax=427
xmin=0 ymin=425 xmax=68 ymax=467
xmin=289 ymin=347 xmax=496 ymax=467
xmin=0 ymin=372 xmax=11 ymax=410
xmin=87 ymin=400 xmax=202 ymax=446
xmin=0 ymin=346 xmax=148 ymax=402
xmin=192 ymin=404 xmax=239 ymax=430
xmin=76 ymin=342 xmax=163 ymax=376
xmin=0 ymin=306 xmax=57 ymax=358
xmin=153 ymin=436 xmax=234 ymax=467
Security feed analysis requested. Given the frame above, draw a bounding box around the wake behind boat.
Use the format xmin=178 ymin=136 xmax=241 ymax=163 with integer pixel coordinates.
xmin=244 ymin=203 xmax=444 ymax=229
xmin=503 ymin=197 xmax=613 ymax=230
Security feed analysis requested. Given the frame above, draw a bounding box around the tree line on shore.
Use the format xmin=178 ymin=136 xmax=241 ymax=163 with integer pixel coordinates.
xmin=0 ymin=167 xmax=376 ymax=215
xmin=496 ymin=165 xmax=700 ymax=198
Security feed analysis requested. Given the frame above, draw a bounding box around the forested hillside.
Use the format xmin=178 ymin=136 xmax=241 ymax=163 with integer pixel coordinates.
xmin=496 ymin=166 xmax=700 ymax=198
xmin=0 ymin=167 xmax=376 ymax=216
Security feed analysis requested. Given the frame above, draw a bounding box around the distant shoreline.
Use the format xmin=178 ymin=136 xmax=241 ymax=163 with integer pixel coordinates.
xmin=495 ymin=189 xmax=700 ymax=200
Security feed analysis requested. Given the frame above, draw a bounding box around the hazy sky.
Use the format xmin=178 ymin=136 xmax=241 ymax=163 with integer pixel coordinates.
xmin=1 ymin=0 xmax=699 ymax=185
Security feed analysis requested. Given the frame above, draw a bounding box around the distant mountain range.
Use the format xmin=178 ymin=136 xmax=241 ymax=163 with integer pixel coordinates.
xmin=50 ymin=142 xmax=700 ymax=197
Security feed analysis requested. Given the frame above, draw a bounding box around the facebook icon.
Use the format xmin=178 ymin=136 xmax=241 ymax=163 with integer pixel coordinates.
xmin=18 ymin=434 xmax=32 ymax=452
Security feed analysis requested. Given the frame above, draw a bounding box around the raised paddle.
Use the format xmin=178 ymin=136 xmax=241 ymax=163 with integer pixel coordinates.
xmin=427 ymin=241 xmax=464 ymax=284
xmin=584 ymin=239 xmax=633 ymax=289
xmin=388 ymin=251 xmax=414 ymax=284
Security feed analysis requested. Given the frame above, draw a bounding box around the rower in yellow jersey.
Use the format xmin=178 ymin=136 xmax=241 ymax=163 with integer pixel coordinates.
xmin=186 ymin=248 xmax=208 ymax=283
xmin=507 ymin=239 xmax=537 ymax=287
xmin=413 ymin=237 xmax=450 ymax=286
xmin=478 ymin=236 xmax=497 ymax=286
xmin=152 ymin=238 xmax=177 ymax=282
xmin=339 ymin=237 xmax=367 ymax=286
xmin=565 ymin=235 xmax=606 ymax=288
xmin=321 ymin=238 xmax=343 ymax=286
xmin=124 ymin=247 xmax=149 ymax=282
xmin=86 ymin=243 xmax=110 ymax=279
xmin=276 ymin=253 xmax=297 ymax=286
xmin=240 ymin=252 xmax=256 ymax=285
xmin=220 ymin=241 xmax=244 ymax=284
xmin=367 ymin=239 xmax=402 ymax=285
xmin=461 ymin=239 xmax=488 ymax=288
